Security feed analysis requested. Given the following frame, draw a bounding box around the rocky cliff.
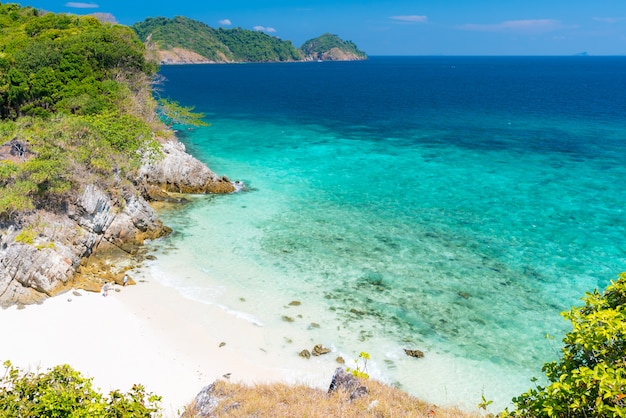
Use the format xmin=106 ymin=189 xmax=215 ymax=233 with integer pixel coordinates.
xmin=0 ymin=139 xmax=233 ymax=307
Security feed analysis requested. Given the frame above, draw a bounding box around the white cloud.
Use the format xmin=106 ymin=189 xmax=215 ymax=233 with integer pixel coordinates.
xmin=593 ymin=17 xmax=625 ymax=24
xmin=253 ymin=25 xmax=277 ymax=33
xmin=390 ymin=15 xmax=427 ymax=24
xmin=459 ymin=19 xmax=566 ymax=34
xmin=218 ymin=19 xmax=232 ymax=26
xmin=65 ymin=2 xmax=99 ymax=8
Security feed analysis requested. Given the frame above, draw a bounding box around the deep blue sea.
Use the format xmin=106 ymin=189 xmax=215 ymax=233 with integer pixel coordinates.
xmin=148 ymin=56 xmax=626 ymax=411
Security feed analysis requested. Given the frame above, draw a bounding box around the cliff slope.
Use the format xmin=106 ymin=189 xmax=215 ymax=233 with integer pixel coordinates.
xmin=0 ymin=4 xmax=234 ymax=307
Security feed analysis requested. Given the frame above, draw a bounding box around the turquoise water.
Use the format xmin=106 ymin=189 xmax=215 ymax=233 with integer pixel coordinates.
xmin=147 ymin=57 xmax=626 ymax=411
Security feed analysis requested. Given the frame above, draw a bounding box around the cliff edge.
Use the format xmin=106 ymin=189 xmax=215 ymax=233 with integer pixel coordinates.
xmin=0 ymin=138 xmax=233 ymax=307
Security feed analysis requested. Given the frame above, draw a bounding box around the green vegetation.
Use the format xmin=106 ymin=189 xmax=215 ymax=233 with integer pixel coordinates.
xmin=132 ymin=16 xmax=234 ymax=62
xmin=214 ymin=27 xmax=302 ymax=62
xmin=300 ymin=33 xmax=367 ymax=60
xmin=133 ymin=16 xmax=303 ymax=62
xmin=505 ymin=272 xmax=626 ymax=417
xmin=13 ymin=225 xmax=35 ymax=244
xmin=0 ymin=361 xmax=161 ymax=417
xmin=346 ymin=351 xmax=371 ymax=379
xmin=131 ymin=16 xmax=366 ymax=62
xmin=0 ymin=3 xmax=167 ymax=219
xmin=156 ymin=98 xmax=209 ymax=127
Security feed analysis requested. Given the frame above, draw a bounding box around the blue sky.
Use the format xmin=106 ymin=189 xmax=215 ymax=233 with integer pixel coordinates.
xmin=22 ymin=1 xmax=626 ymax=55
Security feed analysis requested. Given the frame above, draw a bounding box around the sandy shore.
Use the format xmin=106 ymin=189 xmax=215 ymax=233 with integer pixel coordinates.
xmin=0 ymin=276 xmax=335 ymax=417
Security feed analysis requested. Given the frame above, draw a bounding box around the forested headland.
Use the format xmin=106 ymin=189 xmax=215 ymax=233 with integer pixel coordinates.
xmin=132 ymin=16 xmax=367 ymax=63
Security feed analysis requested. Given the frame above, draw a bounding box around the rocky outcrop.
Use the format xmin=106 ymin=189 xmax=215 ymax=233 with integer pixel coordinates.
xmin=308 ymin=47 xmax=365 ymax=62
xmin=139 ymin=140 xmax=235 ymax=195
xmin=158 ymin=48 xmax=212 ymax=64
xmin=0 ymin=139 xmax=233 ymax=307
xmin=0 ymin=185 xmax=169 ymax=307
xmin=327 ymin=367 xmax=369 ymax=401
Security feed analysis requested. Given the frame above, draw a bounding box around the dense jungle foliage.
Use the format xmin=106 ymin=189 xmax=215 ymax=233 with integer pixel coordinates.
xmin=300 ymin=33 xmax=367 ymax=59
xmin=133 ymin=16 xmax=303 ymax=62
xmin=132 ymin=16 xmax=365 ymax=62
xmin=215 ymin=27 xmax=303 ymax=62
xmin=132 ymin=16 xmax=235 ymax=62
xmin=0 ymin=3 xmax=165 ymax=219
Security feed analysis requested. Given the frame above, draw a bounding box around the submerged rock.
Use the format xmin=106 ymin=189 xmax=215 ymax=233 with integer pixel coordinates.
xmin=404 ymin=349 xmax=425 ymax=358
xmin=312 ymin=344 xmax=331 ymax=356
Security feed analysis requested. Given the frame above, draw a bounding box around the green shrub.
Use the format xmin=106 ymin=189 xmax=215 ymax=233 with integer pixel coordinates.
xmin=505 ymin=273 xmax=626 ymax=417
xmin=14 ymin=226 xmax=36 ymax=245
xmin=0 ymin=360 xmax=161 ymax=417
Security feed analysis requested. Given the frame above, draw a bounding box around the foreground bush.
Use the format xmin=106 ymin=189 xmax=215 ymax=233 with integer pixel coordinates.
xmin=507 ymin=273 xmax=626 ymax=417
xmin=0 ymin=361 xmax=161 ymax=417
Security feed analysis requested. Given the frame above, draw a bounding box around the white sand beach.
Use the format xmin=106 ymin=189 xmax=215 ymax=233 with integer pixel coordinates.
xmin=0 ymin=275 xmax=335 ymax=417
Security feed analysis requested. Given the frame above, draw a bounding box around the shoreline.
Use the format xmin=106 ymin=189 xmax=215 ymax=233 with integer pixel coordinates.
xmin=0 ymin=272 xmax=336 ymax=417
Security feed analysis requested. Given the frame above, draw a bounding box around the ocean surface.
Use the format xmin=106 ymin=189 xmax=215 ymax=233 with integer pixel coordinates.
xmin=147 ymin=56 xmax=626 ymax=411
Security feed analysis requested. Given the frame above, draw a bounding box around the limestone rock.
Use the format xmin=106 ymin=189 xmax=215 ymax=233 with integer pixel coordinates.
xmin=188 ymin=383 xmax=219 ymax=417
xmin=328 ymin=368 xmax=370 ymax=402
xmin=139 ymin=140 xmax=235 ymax=194
xmin=0 ymin=138 xmax=227 ymax=307
xmin=328 ymin=367 xmax=359 ymax=394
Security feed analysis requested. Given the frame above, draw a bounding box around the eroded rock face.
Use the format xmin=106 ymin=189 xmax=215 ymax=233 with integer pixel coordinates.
xmin=0 ymin=185 xmax=170 ymax=307
xmin=0 ymin=223 xmax=77 ymax=306
xmin=0 ymin=139 xmax=230 ymax=307
xmin=139 ymin=141 xmax=235 ymax=194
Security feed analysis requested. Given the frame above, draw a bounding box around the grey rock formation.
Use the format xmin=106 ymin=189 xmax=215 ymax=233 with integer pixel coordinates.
xmin=327 ymin=367 xmax=369 ymax=401
xmin=189 ymin=383 xmax=219 ymax=417
xmin=139 ymin=140 xmax=235 ymax=194
xmin=0 ymin=139 xmax=230 ymax=307
xmin=328 ymin=367 xmax=360 ymax=394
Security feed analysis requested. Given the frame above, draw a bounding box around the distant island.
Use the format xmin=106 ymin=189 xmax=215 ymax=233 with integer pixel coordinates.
xmin=131 ymin=16 xmax=367 ymax=64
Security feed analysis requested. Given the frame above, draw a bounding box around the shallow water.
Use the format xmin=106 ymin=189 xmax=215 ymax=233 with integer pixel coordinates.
xmin=146 ymin=57 xmax=626 ymax=411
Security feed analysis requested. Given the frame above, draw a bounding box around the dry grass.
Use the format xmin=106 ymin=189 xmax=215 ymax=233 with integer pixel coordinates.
xmin=182 ymin=379 xmax=480 ymax=418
